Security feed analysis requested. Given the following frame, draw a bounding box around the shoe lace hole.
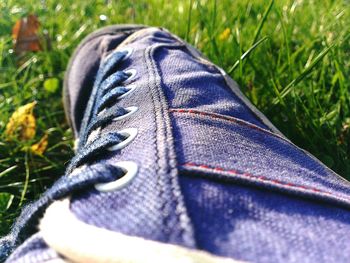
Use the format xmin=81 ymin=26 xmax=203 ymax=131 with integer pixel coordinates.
xmin=107 ymin=127 xmax=138 ymax=152
xmin=94 ymin=161 xmax=138 ymax=192
xmin=112 ymin=106 xmax=138 ymax=121
xmin=118 ymin=47 xmax=133 ymax=60
xmin=118 ymin=84 xmax=137 ymax=99
xmin=123 ymin=69 xmax=137 ymax=83
xmin=104 ymin=47 xmax=133 ymax=63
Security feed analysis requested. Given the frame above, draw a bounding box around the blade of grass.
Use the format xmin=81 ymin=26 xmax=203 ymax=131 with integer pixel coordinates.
xmin=209 ymin=0 xmax=222 ymax=65
xmin=19 ymin=151 xmax=30 ymax=206
xmin=277 ymin=9 xmax=292 ymax=75
xmin=240 ymin=0 xmax=274 ymax=70
xmin=228 ymin=36 xmax=268 ymax=74
xmin=0 ymin=166 xmax=17 ymax=178
xmin=270 ymin=78 xmax=285 ymax=107
xmin=185 ymin=0 xmax=193 ymax=41
xmin=272 ymin=44 xmax=334 ymax=104
xmin=251 ymin=0 xmax=274 ymax=47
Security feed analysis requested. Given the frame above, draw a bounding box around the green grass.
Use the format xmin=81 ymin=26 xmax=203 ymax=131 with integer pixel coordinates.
xmin=0 ymin=0 xmax=349 ymax=235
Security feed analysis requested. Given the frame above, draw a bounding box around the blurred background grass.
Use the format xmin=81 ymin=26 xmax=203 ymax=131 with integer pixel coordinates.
xmin=0 ymin=0 xmax=349 ymax=235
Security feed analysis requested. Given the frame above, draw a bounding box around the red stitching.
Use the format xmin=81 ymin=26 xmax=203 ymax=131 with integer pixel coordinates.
xmin=169 ymin=108 xmax=278 ymax=138
xmin=182 ymin=162 xmax=350 ymax=202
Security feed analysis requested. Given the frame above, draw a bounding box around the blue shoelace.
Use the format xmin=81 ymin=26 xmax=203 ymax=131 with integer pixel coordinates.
xmin=0 ymin=50 xmax=133 ymax=261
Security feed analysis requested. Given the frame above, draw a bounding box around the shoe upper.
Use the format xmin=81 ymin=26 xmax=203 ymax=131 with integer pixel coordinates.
xmin=3 ymin=26 xmax=350 ymax=263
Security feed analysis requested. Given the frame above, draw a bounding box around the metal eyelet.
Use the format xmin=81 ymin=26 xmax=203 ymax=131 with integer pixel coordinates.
xmin=107 ymin=128 xmax=138 ymax=151
xmin=118 ymin=84 xmax=137 ymax=99
xmin=98 ymin=106 xmax=137 ymax=119
xmin=94 ymin=161 xmax=138 ymax=192
xmin=113 ymin=106 xmax=138 ymax=121
xmin=104 ymin=47 xmax=133 ymax=62
xmin=123 ymin=69 xmax=137 ymax=82
xmin=118 ymin=47 xmax=133 ymax=60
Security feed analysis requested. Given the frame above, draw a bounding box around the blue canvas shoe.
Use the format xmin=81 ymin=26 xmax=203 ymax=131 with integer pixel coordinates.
xmin=2 ymin=24 xmax=350 ymax=263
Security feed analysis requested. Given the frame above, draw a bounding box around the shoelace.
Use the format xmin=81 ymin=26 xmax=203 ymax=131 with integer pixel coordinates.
xmin=0 ymin=50 xmax=134 ymax=261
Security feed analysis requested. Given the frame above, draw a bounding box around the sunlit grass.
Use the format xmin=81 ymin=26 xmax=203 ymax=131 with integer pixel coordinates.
xmin=0 ymin=0 xmax=349 ymax=235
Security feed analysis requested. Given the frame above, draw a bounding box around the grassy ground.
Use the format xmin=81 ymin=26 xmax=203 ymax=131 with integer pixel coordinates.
xmin=0 ymin=0 xmax=349 ymax=235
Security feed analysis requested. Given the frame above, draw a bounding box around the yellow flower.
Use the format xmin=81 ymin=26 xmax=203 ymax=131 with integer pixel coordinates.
xmin=31 ymin=133 xmax=48 ymax=155
xmin=5 ymin=101 xmax=37 ymax=141
xmin=219 ymin=28 xmax=231 ymax=41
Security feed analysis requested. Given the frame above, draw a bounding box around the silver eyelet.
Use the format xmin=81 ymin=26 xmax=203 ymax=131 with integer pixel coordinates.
xmin=113 ymin=106 xmax=138 ymax=121
xmin=118 ymin=84 xmax=137 ymax=99
xmin=98 ymin=106 xmax=137 ymax=119
xmin=107 ymin=128 xmax=138 ymax=151
xmin=118 ymin=47 xmax=133 ymax=60
xmin=94 ymin=161 xmax=138 ymax=192
xmin=103 ymin=47 xmax=133 ymax=62
xmin=123 ymin=69 xmax=137 ymax=82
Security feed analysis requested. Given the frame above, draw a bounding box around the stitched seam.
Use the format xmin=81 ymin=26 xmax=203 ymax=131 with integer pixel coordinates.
xmin=182 ymin=162 xmax=350 ymax=203
xmin=148 ymin=44 xmax=196 ymax=246
xmin=146 ymin=45 xmax=169 ymax=239
xmin=161 ymin=27 xmax=282 ymax=134
xmin=170 ymin=108 xmax=284 ymax=140
xmin=159 ymin=28 xmax=280 ymax=132
xmin=144 ymin=46 xmax=167 ymax=239
xmin=171 ymin=108 xmax=348 ymax=187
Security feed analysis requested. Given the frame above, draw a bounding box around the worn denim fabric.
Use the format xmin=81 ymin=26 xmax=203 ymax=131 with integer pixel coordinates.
xmin=3 ymin=26 xmax=350 ymax=262
xmin=5 ymin=234 xmax=60 ymax=262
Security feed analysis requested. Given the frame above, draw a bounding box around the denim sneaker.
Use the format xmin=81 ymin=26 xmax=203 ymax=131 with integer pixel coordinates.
xmin=2 ymin=24 xmax=350 ymax=263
